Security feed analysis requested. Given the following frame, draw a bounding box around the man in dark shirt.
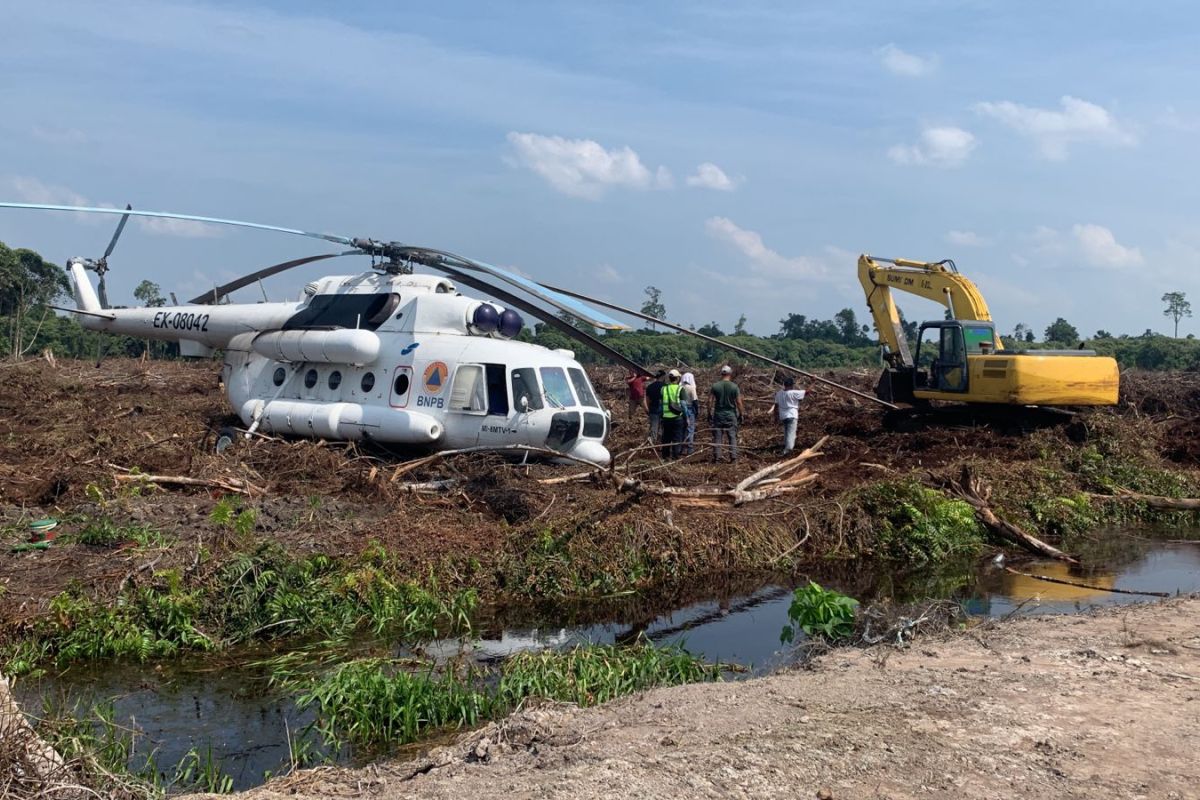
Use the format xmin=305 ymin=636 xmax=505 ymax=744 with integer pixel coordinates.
xmin=709 ymin=365 xmax=745 ymax=462
xmin=643 ymin=370 xmax=666 ymax=444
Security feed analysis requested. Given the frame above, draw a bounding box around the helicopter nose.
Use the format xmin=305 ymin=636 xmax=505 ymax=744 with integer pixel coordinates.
xmin=567 ymin=439 xmax=611 ymax=466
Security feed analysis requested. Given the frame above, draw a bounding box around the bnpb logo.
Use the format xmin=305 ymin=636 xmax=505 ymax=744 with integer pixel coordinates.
xmin=423 ymin=361 xmax=449 ymax=393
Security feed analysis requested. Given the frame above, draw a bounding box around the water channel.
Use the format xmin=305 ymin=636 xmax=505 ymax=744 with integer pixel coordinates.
xmin=15 ymin=526 xmax=1200 ymax=790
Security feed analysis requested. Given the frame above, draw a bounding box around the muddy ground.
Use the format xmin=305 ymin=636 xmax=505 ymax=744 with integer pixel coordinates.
xmin=183 ymin=595 xmax=1200 ymax=800
xmin=2 ymin=358 xmax=1199 ymax=626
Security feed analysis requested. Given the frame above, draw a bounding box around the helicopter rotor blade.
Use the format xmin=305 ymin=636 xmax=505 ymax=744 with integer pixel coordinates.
xmin=97 ymin=274 xmax=110 ymax=310
xmin=435 ymin=265 xmax=650 ymax=376
xmin=539 ymin=283 xmax=898 ymax=409
xmin=400 ymin=247 xmax=629 ymax=331
xmin=187 ymin=251 xmax=362 ymax=305
xmin=0 ymin=202 xmax=356 ymax=248
xmin=102 ymin=204 xmax=133 ymax=260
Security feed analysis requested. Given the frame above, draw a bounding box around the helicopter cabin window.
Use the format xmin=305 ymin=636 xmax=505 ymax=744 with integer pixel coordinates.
xmin=304 ymin=369 xmax=318 ymax=389
xmin=510 ymin=368 xmax=543 ymax=411
xmin=361 ymin=372 xmax=376 ymax=393
xmin=567 ymin=368 xmax=599 ymax=408
xmin=484 ymin=364 xmax=508 ymax=416
xmin=449 ymin=365 xmax=487 ymax=413
xmin=272 ymin=367 xmax=286 ymax=387
xmin=393 ymin=373 xmax=410 ymax=396
xmin=328 ymin=371 xmax=342 ymax=391
xmin=539 ymin=367 xmax=576 ymax=408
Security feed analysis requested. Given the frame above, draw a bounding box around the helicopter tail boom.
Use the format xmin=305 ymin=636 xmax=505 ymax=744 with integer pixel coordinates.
xmin=68 ymin=261 xmax=103 ymax=314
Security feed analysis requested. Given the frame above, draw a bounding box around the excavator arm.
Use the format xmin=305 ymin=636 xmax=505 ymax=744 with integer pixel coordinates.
xmin=857 ymin=254 xmax=998 ymax=366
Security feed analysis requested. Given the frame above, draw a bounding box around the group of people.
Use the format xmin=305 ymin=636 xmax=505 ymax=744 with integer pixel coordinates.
xmin=628 ymin=366 xmax=805 ymax=461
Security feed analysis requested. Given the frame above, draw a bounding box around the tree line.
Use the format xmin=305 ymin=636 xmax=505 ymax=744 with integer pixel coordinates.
xmin=2 ymin=241 xmax=1198 ymax=371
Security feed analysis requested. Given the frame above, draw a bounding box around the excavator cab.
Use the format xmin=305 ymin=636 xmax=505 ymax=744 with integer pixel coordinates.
xmin=914 ymin=320 xmax=996 ymax=394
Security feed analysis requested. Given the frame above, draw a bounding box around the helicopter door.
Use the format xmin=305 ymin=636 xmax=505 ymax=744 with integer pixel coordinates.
xmin=484 ymin=364 xmax=509 ymax=416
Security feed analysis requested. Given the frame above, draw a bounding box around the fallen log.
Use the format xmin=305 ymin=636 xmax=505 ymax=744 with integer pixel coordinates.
xmin=0 ymin=674 xmax=77 ymax=796
xmin=113 ymin=471 xmax=263 ymax=496
xmin=616 ymin=440 xmax=824 ymax=506
xmin=1091 ymin=488 xmax=1200 ymax=511
xmin=940 ymin=467 xmax=1079 ymax=564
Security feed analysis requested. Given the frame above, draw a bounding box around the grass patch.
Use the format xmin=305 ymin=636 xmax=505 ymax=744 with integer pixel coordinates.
xmin=30 ymin=699 xmax=237 ymax=797
xmin=2 ymin=545 xmax=476 ymax=676
xmin=291 ymin=640 xmax=725 ymax=751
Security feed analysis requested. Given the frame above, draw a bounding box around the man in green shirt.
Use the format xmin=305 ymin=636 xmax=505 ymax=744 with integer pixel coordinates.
xmin=710 ymin=365 xmax=745 ymax=462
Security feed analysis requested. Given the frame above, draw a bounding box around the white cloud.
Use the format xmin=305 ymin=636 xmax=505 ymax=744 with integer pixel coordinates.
xmin=705 ymin=217 xmax=826 ymax=279
xmin=1018 ymin=223 xmax=1143 ymax=270
xmin=888 ymin=126 xmax=976 ymax=168
xmin=945 ymin=230 xmax=992 ymax=247
xmin=1071 ymin=223 xmax=1143 ymax=269
xmin=877 ymin=44 xmax=936 ymax=77
xmin=135 ymin=216 xmax=221 ymax=238
xmin=686 ymin=162 xmax=737 ymax=191
xmin=595 ymin=263 xmax=623 ymax=283
xmin=505 ymin=132 xmax=670 ymax=199
xmin=30 ymin=126 xmax=88 ymax=146
xmin=973 ymin=96 xmax=1135 ymax=160
xmin=9 ymin=176 xmax=89 ymax=207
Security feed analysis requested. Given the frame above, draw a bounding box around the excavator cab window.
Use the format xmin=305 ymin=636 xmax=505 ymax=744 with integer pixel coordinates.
xmin=915 ymin=322 xmax=968 ymax=394
xmin=936 ymin=325 xmax=968 ymax=392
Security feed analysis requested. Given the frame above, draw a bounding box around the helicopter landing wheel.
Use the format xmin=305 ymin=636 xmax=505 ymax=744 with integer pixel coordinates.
xmin=215 ymin=426 xmax=238 ymax=454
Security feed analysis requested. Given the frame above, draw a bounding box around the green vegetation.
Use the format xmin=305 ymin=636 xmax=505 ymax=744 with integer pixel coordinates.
xmin=215 ymin=544 xmax=476 ymax=644
xmin=498 ymin=641 xmax=724 ymax=706
xmin=780 ymin=581 xmax=859 ymax=643
xmin=296 ymin=660 xmax=496 ymax=750
xmin=36 ymin=700 xmax=236 ymax=796
xmin=293 ymin=641 xmax=724 ymax=751
xmin=2 ymin=544 xmax=476 ymax=675
xmin=858 ymin=480 xmax=985 ymax=564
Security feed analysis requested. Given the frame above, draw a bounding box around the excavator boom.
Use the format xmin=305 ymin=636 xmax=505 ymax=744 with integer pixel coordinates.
xmin=858 ymin=254 xmax=997 ymax=367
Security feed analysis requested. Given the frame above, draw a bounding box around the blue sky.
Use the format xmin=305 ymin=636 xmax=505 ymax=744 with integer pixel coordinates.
xmin=2 ymin=0 xmax=1197 ymax=339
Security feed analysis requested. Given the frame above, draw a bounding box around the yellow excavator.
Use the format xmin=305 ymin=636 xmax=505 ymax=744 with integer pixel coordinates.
xmin=858 ymin=255 xmax=1119 ymax=408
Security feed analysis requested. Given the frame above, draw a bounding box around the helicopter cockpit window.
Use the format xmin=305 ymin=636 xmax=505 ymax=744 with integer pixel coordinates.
xmin=449 ymin=365 xmax=487 ymax=413
xmin=539 ymin=367 xmax=576 ymax=409
xmin=567 ymin=368 xmax=599 ymax=408
xmin=511 ymin=368 xmax=543 ymax=412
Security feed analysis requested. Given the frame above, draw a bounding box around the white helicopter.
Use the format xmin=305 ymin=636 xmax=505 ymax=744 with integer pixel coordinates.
xmin=1 ymin=202 xmax=656 ymax=466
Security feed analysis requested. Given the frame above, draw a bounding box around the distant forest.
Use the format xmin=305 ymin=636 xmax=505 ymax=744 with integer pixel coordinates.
xmin=3 ymin=240 xmax=1198 ymax=371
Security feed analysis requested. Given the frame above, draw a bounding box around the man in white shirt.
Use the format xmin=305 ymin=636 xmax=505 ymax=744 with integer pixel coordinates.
xmin=768 ymin=376 xmax=806 ymax=454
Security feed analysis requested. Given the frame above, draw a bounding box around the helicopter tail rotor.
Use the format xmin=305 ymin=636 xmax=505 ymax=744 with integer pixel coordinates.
xmin=83 ymin=203 xmax=132 ymax=309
